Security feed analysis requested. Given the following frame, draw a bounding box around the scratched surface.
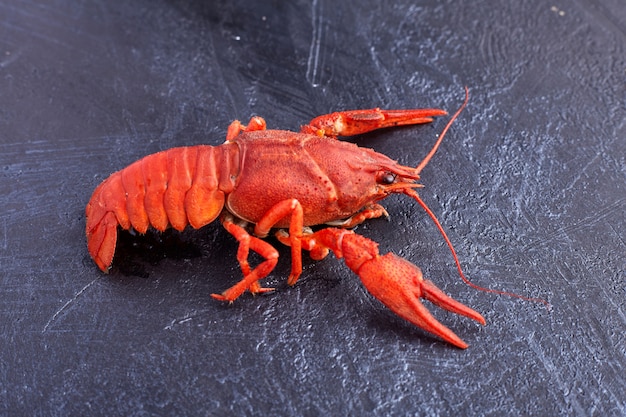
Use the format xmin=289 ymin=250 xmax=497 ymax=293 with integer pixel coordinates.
xmin=1 ymin=0 xmax=625 ymax=415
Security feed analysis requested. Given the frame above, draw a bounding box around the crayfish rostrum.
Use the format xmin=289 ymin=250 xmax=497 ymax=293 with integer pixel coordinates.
xmin=86 ymin=88 xmax=486 ymax=348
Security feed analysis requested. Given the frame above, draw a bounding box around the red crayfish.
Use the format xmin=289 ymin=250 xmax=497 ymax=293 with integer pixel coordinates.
xmin=86 ymin=88 xmax=487 ymax=348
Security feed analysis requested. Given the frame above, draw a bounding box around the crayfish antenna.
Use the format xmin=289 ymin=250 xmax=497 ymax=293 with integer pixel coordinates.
xmin=304 ymin=228 xmax=484 ymax=349
xmin=406 ymin=183 xmax=551 ymax=309
xmin=407 ymin=87 xmax=550 ymax=309
xmin=416 ymin=86 xmax=469 ymax=174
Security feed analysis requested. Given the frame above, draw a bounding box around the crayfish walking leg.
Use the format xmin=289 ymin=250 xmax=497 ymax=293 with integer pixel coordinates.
xmin=211 ymin=199 xmax=306 ymax=301
xmin=211 ymin=214 xmax=279 ymax=301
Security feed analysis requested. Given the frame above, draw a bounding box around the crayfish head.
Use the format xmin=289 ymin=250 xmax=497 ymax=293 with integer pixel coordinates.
xmin=356 ymin=252 xmax=485 ymax=349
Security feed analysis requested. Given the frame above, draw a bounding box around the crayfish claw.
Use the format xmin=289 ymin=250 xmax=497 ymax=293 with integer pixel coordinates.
xmin=394 ymin=285 xmax=471 ymax=350
xmin=421 ymin=279 xmax=486 ymax=326
xmin=301 ymin=229 xmax=484 ymax=348
xmin=355 ymin=252 xmax=484 ymax=349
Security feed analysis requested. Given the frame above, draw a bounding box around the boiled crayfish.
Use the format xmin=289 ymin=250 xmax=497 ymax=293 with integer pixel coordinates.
xmin=86 ymin=88 xmax=486 ymax=348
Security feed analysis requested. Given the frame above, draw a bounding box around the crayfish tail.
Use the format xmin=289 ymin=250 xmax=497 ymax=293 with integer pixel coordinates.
xmin=86 ymin=178 xmax=122 ymax=272
xmin=86 ymin=211 xmax=118 ymax=272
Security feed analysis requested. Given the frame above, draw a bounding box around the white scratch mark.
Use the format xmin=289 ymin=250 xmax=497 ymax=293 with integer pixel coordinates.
xmin=0 ymin=49 xmax=21 ymax=68
xmin=306 ymin=0 xmax=324 ymax=87
xmin=519 ymin=197 xmax=625 ymax=254
xmin=560 ymin=152 xmax=600 ymax=195
xmin=165 ymin=313 xmax=201 ymax=330
xmin=527 ymin=333 xmax=585 ymax=415
xmin=1 ymin=218 xmax=6 ymax=250
xmin=609 ymin=223 xmax=626 ymax=250
xmin=42 ymin=276 xmax=101 ymax=333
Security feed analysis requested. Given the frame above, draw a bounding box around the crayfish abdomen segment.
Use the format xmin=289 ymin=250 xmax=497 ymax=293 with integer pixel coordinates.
xmin=85 ymin=143 xmax=239 ymax=272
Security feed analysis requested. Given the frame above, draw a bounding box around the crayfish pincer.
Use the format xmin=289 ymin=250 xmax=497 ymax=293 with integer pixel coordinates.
xmin=287 ymin=227 xmax=486 ymax=349
xmin=86 ymin=88 xmax=485 ymax=348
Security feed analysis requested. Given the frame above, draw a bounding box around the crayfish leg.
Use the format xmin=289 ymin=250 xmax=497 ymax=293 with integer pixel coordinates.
xmin=214 ymin=197 xmax=308 ymax=300
xmin=276 ymin=228 xmax=332 ymax=263
xmin=252 ymin=199 xmax=304 ymax=286
xmin=325 ymin=203 xmax=389 ymax=228
xmin=226 ymin=116 xmax=267 ymax=141
xmin=212 ymin=217 xmax=278 ymax=301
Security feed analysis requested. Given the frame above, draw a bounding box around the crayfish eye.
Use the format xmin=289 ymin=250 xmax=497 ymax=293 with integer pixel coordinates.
xmin=377 ymin=172 xmax=396 ymax=185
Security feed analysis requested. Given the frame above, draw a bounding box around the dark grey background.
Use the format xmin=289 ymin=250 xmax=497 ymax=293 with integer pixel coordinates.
xmin=1 ymin=0 xmax=624 ymax=415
